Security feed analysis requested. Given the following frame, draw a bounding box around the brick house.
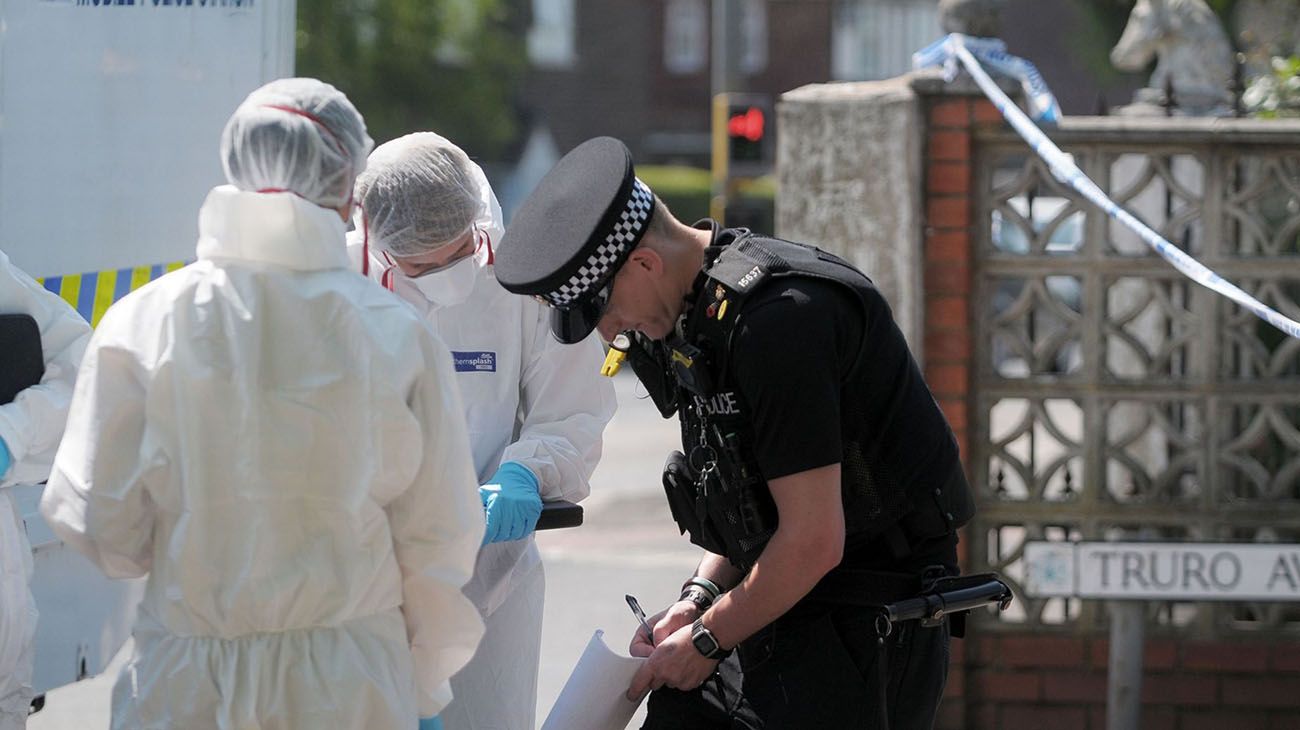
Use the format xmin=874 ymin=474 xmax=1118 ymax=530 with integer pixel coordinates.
xmin=514 ymin=0 xmax=1144 ymax=170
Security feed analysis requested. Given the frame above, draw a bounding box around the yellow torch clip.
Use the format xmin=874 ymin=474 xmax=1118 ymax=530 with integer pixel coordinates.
xmin=601 ymin=333 xmax=632 ymax=377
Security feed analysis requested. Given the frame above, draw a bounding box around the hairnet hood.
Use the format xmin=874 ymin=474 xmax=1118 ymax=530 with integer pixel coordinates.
xmin=220 ymin=78 xmax=374 ymax=210
xmin=354 ymin=132 xmax=485 ymax=257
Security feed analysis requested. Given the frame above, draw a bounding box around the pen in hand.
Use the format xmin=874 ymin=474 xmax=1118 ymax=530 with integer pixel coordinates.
xmin=625 ymin=594 xmax=654 ymax=647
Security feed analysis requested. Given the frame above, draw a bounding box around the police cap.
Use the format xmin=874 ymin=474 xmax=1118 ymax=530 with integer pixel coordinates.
xmin=496 ymin=136 xmax=655 ymax=343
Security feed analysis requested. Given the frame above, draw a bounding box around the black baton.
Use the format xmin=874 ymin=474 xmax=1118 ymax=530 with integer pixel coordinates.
xmin=882 ymin=576 xmax=1012 ymax=625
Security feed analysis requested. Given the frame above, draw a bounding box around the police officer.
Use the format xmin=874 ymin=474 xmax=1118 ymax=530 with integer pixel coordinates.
xmin=495 ymin=137 xmax=976 ymax=729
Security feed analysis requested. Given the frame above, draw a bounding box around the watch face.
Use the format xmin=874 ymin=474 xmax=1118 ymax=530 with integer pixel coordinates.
xmin=691 ymin=620 xmax=721 ymax=658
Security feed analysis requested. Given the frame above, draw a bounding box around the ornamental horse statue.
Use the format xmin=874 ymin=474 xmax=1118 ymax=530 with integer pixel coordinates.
xmin=1110 ymin=0 xmax=1236 ymax=115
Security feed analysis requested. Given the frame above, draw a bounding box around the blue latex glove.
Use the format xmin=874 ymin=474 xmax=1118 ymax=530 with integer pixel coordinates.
xmin=418 ymin=717 xmax=444 ymax=730
xmin=479 ymin=461 xmax=542 ymax=545
xmin=0 ymin=438 xmax=11 ymax=480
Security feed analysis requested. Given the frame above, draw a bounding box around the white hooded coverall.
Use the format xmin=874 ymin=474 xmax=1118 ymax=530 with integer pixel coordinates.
xmin=352 ymin=154 xmax=616 ymax=729
xmin=0 ymin=249 xmax=92 ymax=730
xmin=40 ymin=187 xmax=486 ymax=730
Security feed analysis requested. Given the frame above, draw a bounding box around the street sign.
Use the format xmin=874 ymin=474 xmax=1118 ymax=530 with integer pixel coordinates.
xmin=1024 ymin=542 xmax=1300 ymax=602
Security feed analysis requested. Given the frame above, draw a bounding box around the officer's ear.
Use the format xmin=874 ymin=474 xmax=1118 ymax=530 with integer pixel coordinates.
xmin=626 ymin=247 xmax=664 ymax=278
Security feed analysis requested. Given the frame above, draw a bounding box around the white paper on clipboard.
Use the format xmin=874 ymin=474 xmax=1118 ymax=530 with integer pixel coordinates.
xmin=541 ymin=629 xmax=647 ymax=730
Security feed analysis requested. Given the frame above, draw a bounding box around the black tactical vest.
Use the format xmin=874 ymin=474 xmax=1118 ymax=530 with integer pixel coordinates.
xmin=638 ymin=228 xmax=975 ymax=572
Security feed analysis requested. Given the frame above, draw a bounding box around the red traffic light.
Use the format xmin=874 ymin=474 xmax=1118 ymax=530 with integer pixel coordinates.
xmin=727 ymin=106 xmax=765 ymax=142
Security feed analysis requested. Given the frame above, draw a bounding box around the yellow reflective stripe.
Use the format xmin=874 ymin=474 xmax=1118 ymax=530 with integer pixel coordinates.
xmin=130 ymin=265 xmax=152 ymax=292
xmin=57 ymin=275 xmax=81 ymax=312
xmin=91 ymin=269 xmax=117 ymax=327
xmin=165 ymin=261 xmax=184 ymax=273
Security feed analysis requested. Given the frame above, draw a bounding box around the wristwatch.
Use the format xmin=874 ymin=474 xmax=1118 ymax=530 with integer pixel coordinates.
xmin=690 ymin=618 xmax=732 ymax=660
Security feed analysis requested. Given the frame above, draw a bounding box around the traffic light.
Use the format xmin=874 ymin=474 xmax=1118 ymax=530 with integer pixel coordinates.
xmin=710 ymin=92 xmax=773 ymax=221
xmin=727 ymin=103 xmax=765 ymax=165
xmin=714 ymin=92 xmax=771 ymax=176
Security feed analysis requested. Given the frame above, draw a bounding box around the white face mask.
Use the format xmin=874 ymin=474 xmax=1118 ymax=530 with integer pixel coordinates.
xmin=408 ymin=253 xmax=478 ymax=307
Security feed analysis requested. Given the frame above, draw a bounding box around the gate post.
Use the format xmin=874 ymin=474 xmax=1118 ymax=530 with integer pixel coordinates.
xmin=1106 ymin=600 xmax=1145 ymax=730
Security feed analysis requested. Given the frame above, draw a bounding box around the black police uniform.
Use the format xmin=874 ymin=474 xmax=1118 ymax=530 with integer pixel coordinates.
xmin=494 ymin=137 xmax=978 ymax=730
xmin=627 ymin=223 xmax=973 ymax=729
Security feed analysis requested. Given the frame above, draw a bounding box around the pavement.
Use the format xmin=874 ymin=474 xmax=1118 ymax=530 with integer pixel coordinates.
xmin=27 ymin=370 xmax=696 ymax=730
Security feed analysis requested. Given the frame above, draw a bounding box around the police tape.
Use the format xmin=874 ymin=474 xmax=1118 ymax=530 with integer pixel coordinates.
xmin=913 ymin=33 xmax=1300 ymax=341
xmin=39 ymin=262 xmax=187 ymax=327
xmin=913 ymin=34 xmax=1061 ymax=123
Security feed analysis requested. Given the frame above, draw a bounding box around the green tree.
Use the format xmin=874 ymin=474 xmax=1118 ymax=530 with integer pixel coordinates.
xmin=1244 ymin=54 xmax=1300 ymax=117
xmin=1203 ymin=0 xmax=1240 ymax=19
xmin=296 ymin=0 xmax=526 ymax=160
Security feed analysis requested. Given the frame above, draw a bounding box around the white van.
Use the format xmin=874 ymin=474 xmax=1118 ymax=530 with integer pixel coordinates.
xmin=0 ymin=0 xmax=294 ymax=699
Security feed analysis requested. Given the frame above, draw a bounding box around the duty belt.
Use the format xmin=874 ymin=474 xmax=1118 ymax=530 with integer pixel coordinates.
xmin=801 ymin=565 xmax=1013 ymax=639
xmin=799 ymin=566 xmax=1013 ymax=730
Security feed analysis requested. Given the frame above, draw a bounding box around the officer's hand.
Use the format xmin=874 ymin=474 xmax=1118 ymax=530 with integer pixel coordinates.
xmin=626 ymin=623 xmax=719 ymax=702
xmin=628 ymin=600 xmax=701 ymax=658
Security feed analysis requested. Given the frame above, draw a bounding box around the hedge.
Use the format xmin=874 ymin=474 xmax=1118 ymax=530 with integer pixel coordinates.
xmin=637 ymin=165 xmax=775 ymax=232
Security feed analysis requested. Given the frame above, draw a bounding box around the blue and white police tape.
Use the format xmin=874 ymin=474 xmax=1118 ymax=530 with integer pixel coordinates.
xmin=913 ymin=34 xmax=1061 ymax=124
xmin=913 ymin=33 xmax=1300 ymax=341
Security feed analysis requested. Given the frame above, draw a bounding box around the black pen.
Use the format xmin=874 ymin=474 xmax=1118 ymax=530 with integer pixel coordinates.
xmin=625 ymin=594 xmax=654 ymax=646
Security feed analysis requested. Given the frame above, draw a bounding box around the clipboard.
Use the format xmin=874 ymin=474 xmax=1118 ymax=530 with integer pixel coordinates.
xmin=0 ymin=313 xmax=44 ymax=405
xmin=537 ymin=500 xmax=584 ymax=530
xmin=540 ymin=629 xmax=646 ymax=730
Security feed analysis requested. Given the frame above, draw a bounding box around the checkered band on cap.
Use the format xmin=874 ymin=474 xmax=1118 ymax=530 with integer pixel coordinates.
xmin=545 ymin=177 xmax=654 ymax=308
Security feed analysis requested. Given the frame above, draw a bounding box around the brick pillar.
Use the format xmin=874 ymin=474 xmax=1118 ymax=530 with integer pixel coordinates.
xmin=919 ymin=92 xmax=1004 ymax=730
xmin=919 ymin=94 xmax=1003 ymax=476
xmin=923 ymin=97 xmax=975 ymax=472
xmin=921 ymin=96 xmax=1005 ymax=533
xmin=922 ymin=94 xmax=975 ymax=730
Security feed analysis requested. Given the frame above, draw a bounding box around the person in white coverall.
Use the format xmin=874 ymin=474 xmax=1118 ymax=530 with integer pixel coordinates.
xmin=0 ymin=249 xmax=92 ymax=730
xmin=39 ymin=79 xmax=486 ymax=730
xmin=350 ymin=132 xmax=617 ymax=730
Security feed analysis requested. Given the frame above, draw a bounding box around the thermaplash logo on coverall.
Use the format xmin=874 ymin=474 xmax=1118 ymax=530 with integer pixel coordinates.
xmin=452 ymin=352 xmax=497 ymax=373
